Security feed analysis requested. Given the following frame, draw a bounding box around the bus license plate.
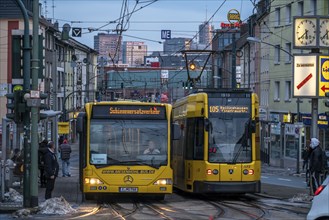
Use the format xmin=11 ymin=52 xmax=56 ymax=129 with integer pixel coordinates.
xmin=119 ymin=187 xmax=138 ymax=193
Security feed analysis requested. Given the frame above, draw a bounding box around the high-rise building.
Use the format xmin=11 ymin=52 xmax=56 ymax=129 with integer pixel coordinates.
xmin=163 ymin=38 xmax=192 ymax=55
xmin=94 ymin=33 xmax=122 ymax=64
xmin=198 ymin=21 xmax=214 ymax=48
xmin=122 ymin=41 xmax=147 ymax=67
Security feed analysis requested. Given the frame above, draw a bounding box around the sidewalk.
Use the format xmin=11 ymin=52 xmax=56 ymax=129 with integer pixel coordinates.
xmin=38 ymin=141 xmax=82 ymax=204
xmin=261 ymin=163 xmax=307 ymax=177
xmin=261 ymin=163 xmax=311 ymax=200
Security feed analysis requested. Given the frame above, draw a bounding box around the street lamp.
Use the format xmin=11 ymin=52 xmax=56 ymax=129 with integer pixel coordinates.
xmin=247 ymin=37 xmax=293 ymax=57
xmin=247 ymin=36 xmax=302 ymax=174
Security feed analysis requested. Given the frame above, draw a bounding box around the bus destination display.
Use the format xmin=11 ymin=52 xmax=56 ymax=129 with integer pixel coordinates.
xmin=92 ymin=105 xmax=166 ymax=119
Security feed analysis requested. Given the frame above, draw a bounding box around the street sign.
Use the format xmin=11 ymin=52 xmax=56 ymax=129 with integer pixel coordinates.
xmin=58 ymin=122 xmax=70 ymax=134
xmin=293 ymin=55 xmax=317 ymax=97
xmin=319 ymin=56 xmax=329 ymax=96
xmin=161 ymin=30 xmax=171 ymax=39
xmin=72 ymin=27 xmax=82 ymax=37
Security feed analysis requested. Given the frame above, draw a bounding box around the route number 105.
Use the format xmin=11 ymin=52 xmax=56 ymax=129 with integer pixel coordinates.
xmin=209 ymin=105 xmax=219 ymax=113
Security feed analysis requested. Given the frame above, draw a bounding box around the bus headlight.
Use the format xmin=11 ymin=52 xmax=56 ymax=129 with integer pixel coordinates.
xmin=154 ymin=178 xmax=172 ymax=185
xmin=84 ymin=177 xmax=104 ymax=185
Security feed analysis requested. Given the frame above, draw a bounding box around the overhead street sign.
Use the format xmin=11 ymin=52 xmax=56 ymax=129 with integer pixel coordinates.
xmin=293 ymin=55 xmax=317 ymax=97
xmin=72 ymin=27 xmax=82 ymax=37
xmin=161 ymin=30 xmax=171 ymax=39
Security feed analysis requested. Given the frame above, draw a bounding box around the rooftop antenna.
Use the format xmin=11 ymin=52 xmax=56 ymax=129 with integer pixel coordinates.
xmin=52 ymin=0 xmax=55 ymax=22
xmin=205 ymin=5 xmax=208 ymax=21
xmin=44 ymin=0 xmax=48 ymax=18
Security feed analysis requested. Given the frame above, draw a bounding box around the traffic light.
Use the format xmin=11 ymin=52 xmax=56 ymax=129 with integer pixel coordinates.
xmin=189 ymin=62 xmax=196 ymax=71
xmin=39 ymin=34 xmax=44 ymax=79
xmin=6 ymin=91 xmax=25 ymax=123
xmin=39 ymin=93 xmax=49 ymax=121
xmin=182 ymin=81 xmax=193 ymax=90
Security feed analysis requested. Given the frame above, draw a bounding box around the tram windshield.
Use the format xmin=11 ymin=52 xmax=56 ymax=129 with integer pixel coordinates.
xmin=89 ymin=119 xmax=168 ymax=168
xmin=208 ymin=96 xmax=252 ymax=163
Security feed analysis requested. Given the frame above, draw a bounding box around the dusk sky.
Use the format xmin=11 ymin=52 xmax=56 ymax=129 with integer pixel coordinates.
xmin=43 ymin=0 xmax=256 ymax=52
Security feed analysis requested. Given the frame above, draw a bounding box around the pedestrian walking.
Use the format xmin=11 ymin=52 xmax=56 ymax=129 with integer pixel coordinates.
xmin=309 ymin=138 xmax=324 ymax=194
xmin=11 ymin=148 xmax=23 ymax=176
xmin=302 ymin=146 xmax=310 ymax=171
xmin=38 ymin=139 xmax=48 ymax=188
xmin=58 ymin=135 xmax=64 ymax=146
xmin=44 ymin=140 xmax=59 ymax=200
xmin=58 ymin=139 xmax=72 ymax=177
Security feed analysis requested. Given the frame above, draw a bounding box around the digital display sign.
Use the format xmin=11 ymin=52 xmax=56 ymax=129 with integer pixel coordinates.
xmin=92 ymin=105 xmax=166 ymax=119
xmin=208 ymin=97 xmax=251 ymax=117
xmin=209 ymin=105 xmax=249 ymax=113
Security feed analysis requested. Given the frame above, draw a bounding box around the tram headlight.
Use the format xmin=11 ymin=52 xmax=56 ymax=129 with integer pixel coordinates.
xmin=154 ymin=178 xmax=172 ymax=185
xmin=243 ymin=169 xmax=254 ymax=175
xmin=84 ymin=177 xmax=104 ymax=185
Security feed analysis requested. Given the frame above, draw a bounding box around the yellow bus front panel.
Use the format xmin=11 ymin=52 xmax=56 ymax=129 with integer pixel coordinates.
xmin=83 ymin=165 xmax=173 ymax=194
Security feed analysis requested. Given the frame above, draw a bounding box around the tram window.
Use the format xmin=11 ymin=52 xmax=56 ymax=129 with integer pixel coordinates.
xmin=185 ymin=118 xmax=204 ymax=160
xmin=185 ymin=119 xmax=195 ymax=160
xmin=194 ymin=118 xmax=204 ymax=160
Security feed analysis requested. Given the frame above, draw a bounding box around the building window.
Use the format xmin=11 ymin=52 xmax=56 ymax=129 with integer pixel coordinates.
xmin=275 ymin=8 xmax=281 ymax=26
xmin=274 ymin=45 xmax=280 ymax=64
xmin=285 ymin=81 xmax=291 ymax=101
xmin=311 ymin=0 xmax=317 ymax=15
xmin=285 ymin=43 xmax=292 ymax=63
xmin=297 ymin=1 xmax=304 ymax=16
xmin=286 ymin=4 xmax=292 ymax=24
xmin=274 ymin=81 xmax=280 ymax=101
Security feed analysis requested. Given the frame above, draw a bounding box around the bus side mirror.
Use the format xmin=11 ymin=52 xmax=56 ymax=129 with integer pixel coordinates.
xmin=172 ymin=123 xmax=181 ymax=140
xmin=77 ymin=113 xmax=85 ymax=133
xmin=250 ymin=120 xmax=256 ymax=133
xmin=204 ymin=119 xmax=210 ymax=132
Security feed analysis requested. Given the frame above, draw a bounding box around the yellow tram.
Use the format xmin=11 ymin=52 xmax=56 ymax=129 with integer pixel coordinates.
xmin=172 ymin=89 xmax=261 ymax=193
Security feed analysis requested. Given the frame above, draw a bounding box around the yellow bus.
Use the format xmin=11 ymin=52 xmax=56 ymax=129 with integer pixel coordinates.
xmin=77 ymin=101 xmax=178 ymax=200
xmin=172 ymin=89 xmax=261 ymax=193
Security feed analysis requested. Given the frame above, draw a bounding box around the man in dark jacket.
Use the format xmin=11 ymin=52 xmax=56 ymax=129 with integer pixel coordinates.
xmin=58 ymin=139 xmax=72 ymax=177
xmin=309 ymin=138 xmax=324 ymax=194
xmin=44 ymin=140 xmax=59 ymax=200
xmin=38 ymin=139 xmax=48 ymax=187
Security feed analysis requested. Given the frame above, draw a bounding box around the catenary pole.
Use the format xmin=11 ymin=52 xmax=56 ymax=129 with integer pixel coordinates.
xmin=30 ymin=0 xmax=40 ymax=207
xmin=14 ymin=0 xmax=31 ymax=207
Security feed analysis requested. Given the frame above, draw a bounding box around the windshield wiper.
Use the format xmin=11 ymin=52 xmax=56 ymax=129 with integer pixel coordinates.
xmin=231 ymin=120 xmax=251 ymax=163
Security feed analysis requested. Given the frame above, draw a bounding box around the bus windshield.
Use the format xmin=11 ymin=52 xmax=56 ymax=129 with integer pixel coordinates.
xmin=89 ymin=119 xmax=168 ymax=168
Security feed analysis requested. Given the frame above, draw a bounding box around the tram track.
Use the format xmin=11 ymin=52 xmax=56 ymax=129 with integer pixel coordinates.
xmin=106 ymin=202 xmax=140 ymax=219
xmin=245 ymin=193 xmax=310 ymax=215
xmin=33 ymin=191 xmax=309 ymax=220
xmin=208 ymin=199 xmax=267 ymax=220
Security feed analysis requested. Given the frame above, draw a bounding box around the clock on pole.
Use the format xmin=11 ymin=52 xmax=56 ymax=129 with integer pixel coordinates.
xmin=293 ymin=17 xmax=317 ymax=48
xmin=319 ymin=17 xmax=329 ymax=47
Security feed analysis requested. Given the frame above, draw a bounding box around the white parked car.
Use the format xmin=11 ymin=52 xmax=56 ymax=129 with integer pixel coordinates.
xmin=307 ymin=175 xmax=329 ymax=220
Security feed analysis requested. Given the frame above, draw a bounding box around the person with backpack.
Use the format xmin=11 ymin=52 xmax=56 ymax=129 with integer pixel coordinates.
xmin=58 ymin=139 xmax=72 ymax=177
xmin=309 ymin=138 xmax=324 ymax=194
